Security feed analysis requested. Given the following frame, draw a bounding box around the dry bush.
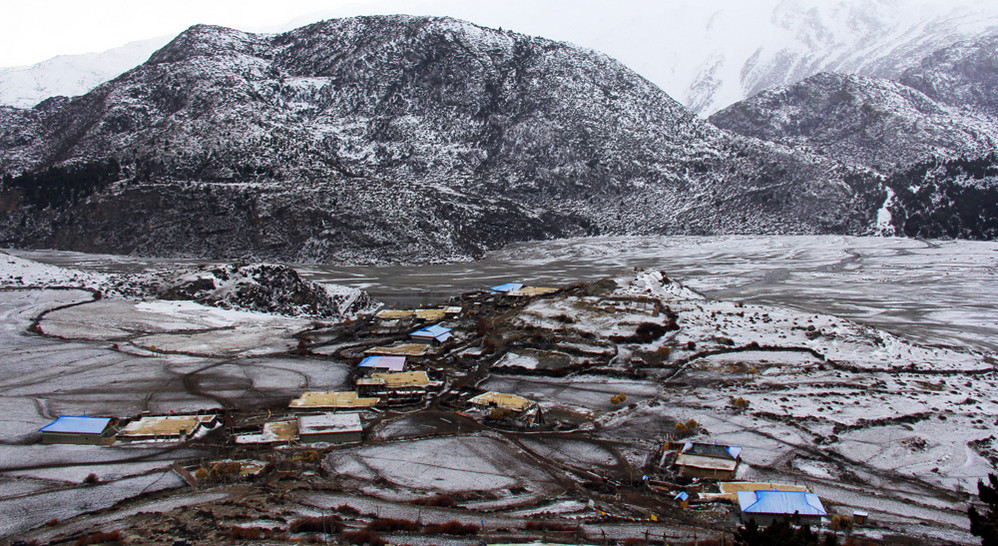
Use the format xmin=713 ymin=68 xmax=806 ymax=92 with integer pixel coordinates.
xmin=74 ymin=530 xmax=122 ymax=545
xmin=209 ymin=461 xmax=242 ymax=478
xmin=46 ymin=518 xmax=59 ymax=527
xmin=366 ymin=517 xmax=421 ymax=533
xmin=82 ymin=473 xmax=99 ymax=485
xmin=830 ymin=514 xmax=854 ymax=531
xmin=340 ymin=529 xmax=385 ymax=545
xmin=424 ymin=520 xmax=480 ymax=535
xmin=289 ymin=515 xmax=344 ymax=533
xmin=610 ymin=393 xmax=628 ymax=404
xmin=675 ymin=419 xmax=700 ymax=437
xmin=523 ymin=521 xmax=577 ymax=531
xmin=193 ymin=467 xmax=209 ymax=481
xmin=730 ymin=397 xmax=750 ymax=409
xmin=411 ymin=494 xmax=456 ymax=507
xmin=230 ymin=526 xmax=279 ymax=540
xmin=336 ymin=504 xmax=361 ymax=516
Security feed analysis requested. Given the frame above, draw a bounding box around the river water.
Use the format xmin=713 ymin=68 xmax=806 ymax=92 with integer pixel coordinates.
xmin=12 ymin=235 xmax=998 ymax=353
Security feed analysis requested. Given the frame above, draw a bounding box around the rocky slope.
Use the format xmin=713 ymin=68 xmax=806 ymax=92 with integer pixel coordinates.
xmin=709 ymin=72 xmax=998 ymax=173
xmin=710 ymin=33 xmax=998 ymax=241
xmin=0 ymin=16 xmax=883 ymax=264
xmin=899 ymin=34 xmax=998 ymax=117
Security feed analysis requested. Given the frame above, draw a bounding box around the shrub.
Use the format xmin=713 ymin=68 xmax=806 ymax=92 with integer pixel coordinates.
xmin=730 ymin=397 xmax=750 ymax=410
xmin=412 ymin=494 xmax=456 ymax=507
xmin=336 ymin=504 xmax=361 ymax=516
xmin=289 ymin=515 xmax=344 ymax=533
xmin=340 ymin=529 xmax=385 ymax=546
xmin=424 ymin=520 xmax=480 ymax=535
xmin=610 ymin=393 xmax=628 ymax=404
xmin=523 ymin=521 xmax=577 ymax=531
xmin=366 ymin=517 xmax=421 ymax=533
xmin=82 ymin=473 xmax=99 ymax=485
xmin=73 ymin=530 xmax=122 ymax=545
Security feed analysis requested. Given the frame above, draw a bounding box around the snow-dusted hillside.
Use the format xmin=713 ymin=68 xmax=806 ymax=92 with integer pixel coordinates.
xmin=0 ymin=16 xmax=883 ymax=264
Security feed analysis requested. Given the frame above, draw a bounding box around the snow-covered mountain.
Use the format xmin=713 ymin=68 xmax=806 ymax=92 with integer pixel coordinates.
xmin=0 ymin=37 xmax=171 ymax=109
xmin=0 ymin=16 xmax=882 ymax=264
xmin=709 ymin=72 xmax=998 ymax=172
xmin=710 ymin=31 xmax=998 ymax=240
xmin=3 ymin=0 xmax=997 ymax=115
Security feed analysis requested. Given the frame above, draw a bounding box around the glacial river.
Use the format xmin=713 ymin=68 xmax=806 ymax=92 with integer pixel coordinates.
xmin=13 ymin=235 xmax=998 ymax=353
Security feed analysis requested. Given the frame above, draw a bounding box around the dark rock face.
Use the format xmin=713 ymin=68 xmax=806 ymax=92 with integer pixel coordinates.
xmin=151 ymin=263 xmax=376 ymax=318
xmin=0 ymin=16 xmax=883 ymax=263
xmin=709 ymin=72 xmax=998 ymax=173
xmin=885 ymin=153 xmax=998 ymax=240
xmin=899 ymin=35 xmax=998 ymax=117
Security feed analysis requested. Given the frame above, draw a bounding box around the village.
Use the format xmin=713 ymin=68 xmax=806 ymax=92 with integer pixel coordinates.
xmin=24 ymin=273 xmax=890 ymax=546
xmin=2 ymin=256 xmax=995 ymax=545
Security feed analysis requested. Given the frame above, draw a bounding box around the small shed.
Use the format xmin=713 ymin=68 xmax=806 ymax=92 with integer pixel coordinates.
xmin=357 ymin=355 xmax=407 ymax=373
xmin=297 ymin=413 xmax=363 ymax=444
xmin=39 ymin=416 xmax=114 ymax=445
xmin=737 ymin=490 xmax=827 ymax=527
xmin=410 ymin=324 xmax=453 ymax=344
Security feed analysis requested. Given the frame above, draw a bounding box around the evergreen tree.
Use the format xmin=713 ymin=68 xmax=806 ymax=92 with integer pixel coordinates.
xmin=970 ymin=473 xmax=998 ymax=546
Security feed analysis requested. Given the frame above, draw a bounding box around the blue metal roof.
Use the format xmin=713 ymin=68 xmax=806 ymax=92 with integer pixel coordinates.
xmin=411 ymin=324 xmax=453 ymax=342
xmin=490 ymin=282 xmax=524 ymax=293
xmin=358 ymin=355 xmax=407 ymax=371
xmin=39 ymin=416 xmax=111 ymax=435
xmin=737 ymin=490 xmax=827 ymax=516
xmin=675 ymin=491 xmax=689 ymax=501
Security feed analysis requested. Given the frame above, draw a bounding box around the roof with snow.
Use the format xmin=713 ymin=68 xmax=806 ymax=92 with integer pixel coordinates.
xmin=357 ymin=355 xmax=407 ymax=372
xmin=490 ymin=282 xmax=524 ymax=293
xmin=410 ymin=324 xmax=453 ymax=342
xmin=298 ymin=412 xmax=363 ymax=436
xmin=469 ymin=391 xmax=537 ymax=412
xmin=681 ymin=441 xmax=742 ymax=460
xmin=737 ymin=490 xmax=827 ymax=517
xmin=39 ymin=416 xmax=112 ymax=435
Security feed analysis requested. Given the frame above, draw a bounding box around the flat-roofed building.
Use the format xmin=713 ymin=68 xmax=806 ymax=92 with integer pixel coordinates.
xmin=674 ymin=442 xmax=743 ymax=480
xmin=290 ymin=391 xmax=380 ymax=410
xmin=737 ymin=489 xmax=827 ymax=526
xmin=468 ymin=392 xmax=537 ymax=413
xmin=117 ymin=414 xmax=217 ymax=443
xmin=39 ymin=416 xmax=114 ymax=445
xmin=356 ymin=371 xmax=441 ymax=404
xmin=364 ymin=343 xmax=432 ymax=357
xmin=357 ymin=355 xmax=407 ymax=373
xmin=297 ymin=413 xmax=363 ymax=444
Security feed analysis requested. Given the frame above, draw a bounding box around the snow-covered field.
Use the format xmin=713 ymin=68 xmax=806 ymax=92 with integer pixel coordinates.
xmin=2 ymin=237 xmax=996 ymax=543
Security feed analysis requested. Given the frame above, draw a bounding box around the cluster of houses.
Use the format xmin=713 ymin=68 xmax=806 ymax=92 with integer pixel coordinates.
xmin=39 ymin=413 xmax=221 ymax=446
xmin=657 ymin=440 xmax=862 ymax=528
xmin=36 ymin=280 xmax=852 ymax=531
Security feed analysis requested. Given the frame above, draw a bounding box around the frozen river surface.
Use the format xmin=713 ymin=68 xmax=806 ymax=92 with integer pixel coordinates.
xmin=14 ymin=235 xmax=998 ymax=353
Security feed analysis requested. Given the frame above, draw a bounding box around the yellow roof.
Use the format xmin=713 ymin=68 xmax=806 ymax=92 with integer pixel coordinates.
xmin=414 ymin=309 xmax=447 ymax=321
xmin=469 ymin=391 xmax=536 ymax=411
xmin=290 ymin=391 xmax=380 ymax=409
xmin=358 ymin=371 xmax=432 ymax=388
xmin=712 ymin=482 xmax=810 ymax=503
xmin=376 ymin=309 xmax=413 ymax=319
xmin=365 ymin=343 xmax=431 ymax=356
xmin=119 ymin=415 xmax=213 ymax=437
xmin=508 ymin=286 xmax=559 ymax=297
xmin=262 ymin=421 xmax=298 ymax=442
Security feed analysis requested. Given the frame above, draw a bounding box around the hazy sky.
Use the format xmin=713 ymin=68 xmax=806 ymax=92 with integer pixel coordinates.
xmin=0 ymin=0 xmax=378 ymax=66
xmin=2 ymin=0 xmax=995 ymax=68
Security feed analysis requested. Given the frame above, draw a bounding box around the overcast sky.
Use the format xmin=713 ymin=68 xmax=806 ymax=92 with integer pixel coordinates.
xmin=2 ymin=0 xmax=995 ymax=68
